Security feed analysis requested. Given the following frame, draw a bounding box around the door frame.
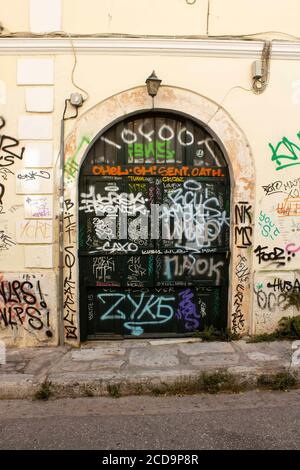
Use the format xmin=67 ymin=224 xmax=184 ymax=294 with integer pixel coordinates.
xmin=62 ymin=85 xmax=255 ymax=345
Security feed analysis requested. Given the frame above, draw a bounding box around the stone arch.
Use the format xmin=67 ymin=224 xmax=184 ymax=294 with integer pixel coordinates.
xmin=63 ymin=86 xmax=255 ymax=344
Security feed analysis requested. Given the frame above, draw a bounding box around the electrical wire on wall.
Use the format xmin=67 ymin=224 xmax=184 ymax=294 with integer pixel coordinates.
xmin=2 ymin=28 xmax=300 ymax=41
xmin=206 ymin=39 xmax=273 ymax=124
xmin=1 ymin=24 xmax=295 ymax=102
xmin=67 ymin=33 xmax=89 ymax=102
xmin=206 ymin=84 xmax=252 ymax=125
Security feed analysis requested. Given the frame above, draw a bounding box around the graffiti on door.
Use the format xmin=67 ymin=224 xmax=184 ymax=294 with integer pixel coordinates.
xmin=79 ymin=112 xmax=230 ymax=338
xmin=79 ymin=178 xmax=230 ymax=254
xmin=86 ymin=286 xmax=220 ymax=336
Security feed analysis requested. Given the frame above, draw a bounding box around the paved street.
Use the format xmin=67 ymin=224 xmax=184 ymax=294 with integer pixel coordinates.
xmin=0 ymin=390 xmax=299 ymax=450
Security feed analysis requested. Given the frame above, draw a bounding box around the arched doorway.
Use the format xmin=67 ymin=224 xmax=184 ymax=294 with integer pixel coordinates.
xmin=63 ymin=86 xmax=254 ymax=345
xmin=78 ymin=111 xmax=230 ymax=339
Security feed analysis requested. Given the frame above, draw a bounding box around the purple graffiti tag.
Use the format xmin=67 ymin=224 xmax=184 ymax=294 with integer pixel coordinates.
xmin=176 ymin=288 xmax=200 ymax=331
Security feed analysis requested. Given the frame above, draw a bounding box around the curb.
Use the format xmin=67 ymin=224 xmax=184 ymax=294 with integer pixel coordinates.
xmin=1 ymin=365 xmax=299 ymax=400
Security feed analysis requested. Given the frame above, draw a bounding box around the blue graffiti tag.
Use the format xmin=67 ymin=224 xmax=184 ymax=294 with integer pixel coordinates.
xmin=97 ymin=292 xmax=175 ymax=335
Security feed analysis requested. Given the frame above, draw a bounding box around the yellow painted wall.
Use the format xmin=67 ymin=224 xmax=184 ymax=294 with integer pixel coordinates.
xmin=62 ymin=0 xmax=209 ymax=36
xmin=1 ymin=0 xmax=300 ymax=345
xmin=1 ymin=0 xmax=299 ymax=38
xmin=0 ymin=0 xmax=29 ymax=33
xmin=209 ymin=0 xmax=300 ymax=37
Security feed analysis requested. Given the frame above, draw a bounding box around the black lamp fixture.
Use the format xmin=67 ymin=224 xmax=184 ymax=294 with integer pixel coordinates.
xmin=145 ymin=70 xmax=162 ymax=98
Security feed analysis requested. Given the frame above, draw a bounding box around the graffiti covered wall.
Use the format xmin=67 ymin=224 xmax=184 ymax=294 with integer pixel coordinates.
xmin=0 ymin=114 xmax=58 ymax=346
xmin=4 ymin=80 xmax=300 ymax=344
xmin=0 ymin=272 xmax=58 ymax=346
xmin=0 ymin=117 xmax=24 ymax=261
xmin=252 ymin=131 xmax=300 ymax=333
xmin=2 ymin=2 xmax=300 ymax=346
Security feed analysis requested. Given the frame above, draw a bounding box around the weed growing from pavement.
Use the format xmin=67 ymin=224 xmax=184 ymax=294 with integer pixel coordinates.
xmin=107 ymin=383 xmax=121 ymax=398
xmin=200 ymin=371 xmax=242 ymax=394
xmin=35 ymin=379 xmax=52 ymax=400
xmin=84 ymin=386 xmax=94 ymax=397
xmin=149 ymin=378 xmax=200 ymax=397
xmin=283 ymin=291 xmax=300 ymax=312
xmin=131 ymin=383 xmax=144 ymax=395
xmin=33 ymin=371 xmax=298 ymax=400
xmin=248 ymin=315 xmax=300 ymax=343
xmin=248 ymin=332 xmax=279 ymax=343
xmin=192 ymin=315 xmax=300 ymax=343
xmin=148 ymin=371 xmax=243 ymax=397
xmin=257 ymin=371 xmax=297 ymax=391
xmin=193 ymin=326 xmax=240 ymax=342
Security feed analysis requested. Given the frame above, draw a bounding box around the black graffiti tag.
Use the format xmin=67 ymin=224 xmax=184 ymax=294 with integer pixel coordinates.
xmin=63 ymin=199 xmax=78 ymax=340
xmin=254 ymin=285 xmax=287 ymax=312
xmin=0 ymin=182 xmax=5 ymax=213
xmin=0 ymin=168 xmax=14 ymax=180
xmin=254 ymin=245 xmax=286 ymax=267
xmin=234 ymin=201 xmax=252 ymax=248
xmin=0 ymin=230 xmax=16 ymax=249
xmin=267 ymin=278 xmax=300 ymax=292
xmin=0 ymin=183 xmax=4 ymax=204
xmin=0 ymin=117 xmax=25 ymax=167
xmin=232 ymin=255 xmax=249 ymax=333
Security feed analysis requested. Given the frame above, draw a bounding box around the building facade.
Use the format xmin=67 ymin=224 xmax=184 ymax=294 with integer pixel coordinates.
xmin=0 ymin=0 xmax=300 ymax=347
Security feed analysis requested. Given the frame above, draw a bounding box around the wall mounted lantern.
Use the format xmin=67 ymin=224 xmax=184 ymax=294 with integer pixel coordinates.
xmin=145 ymin=71 xmax=162 ymax=98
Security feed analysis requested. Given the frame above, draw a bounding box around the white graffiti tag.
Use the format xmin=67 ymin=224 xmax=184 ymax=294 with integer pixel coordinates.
xmin=79 ymin=185 xmax=147 ymax=215
xmin=93 ymin=217 xmax=115 ymax=240
xmin=128 ymin=256 xmax=147 ymax=281
xmin=93 ymin=257 xmax=115 ymax=282
xmin=163 ymin=255 xmax=224 ymax=285
xmin=161 ymin=180 xmax=229 ymax=250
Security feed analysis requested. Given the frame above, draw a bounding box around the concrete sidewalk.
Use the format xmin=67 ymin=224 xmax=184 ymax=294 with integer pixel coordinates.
xmin=1 ymin=338 xmax=300 ymax=399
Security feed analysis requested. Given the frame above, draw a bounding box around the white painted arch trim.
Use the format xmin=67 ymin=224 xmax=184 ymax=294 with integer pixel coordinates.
xmin=1 ymin=37 xmax=300 ymax=59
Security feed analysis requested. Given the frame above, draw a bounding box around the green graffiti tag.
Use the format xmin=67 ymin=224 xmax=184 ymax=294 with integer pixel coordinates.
xmin=269 ymin=132 xmax=300 ymax=170
xmin=128 ymin=141 xmax=175 ymax=162
xmin=65 ymin=136 xmax=91 ymax=181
